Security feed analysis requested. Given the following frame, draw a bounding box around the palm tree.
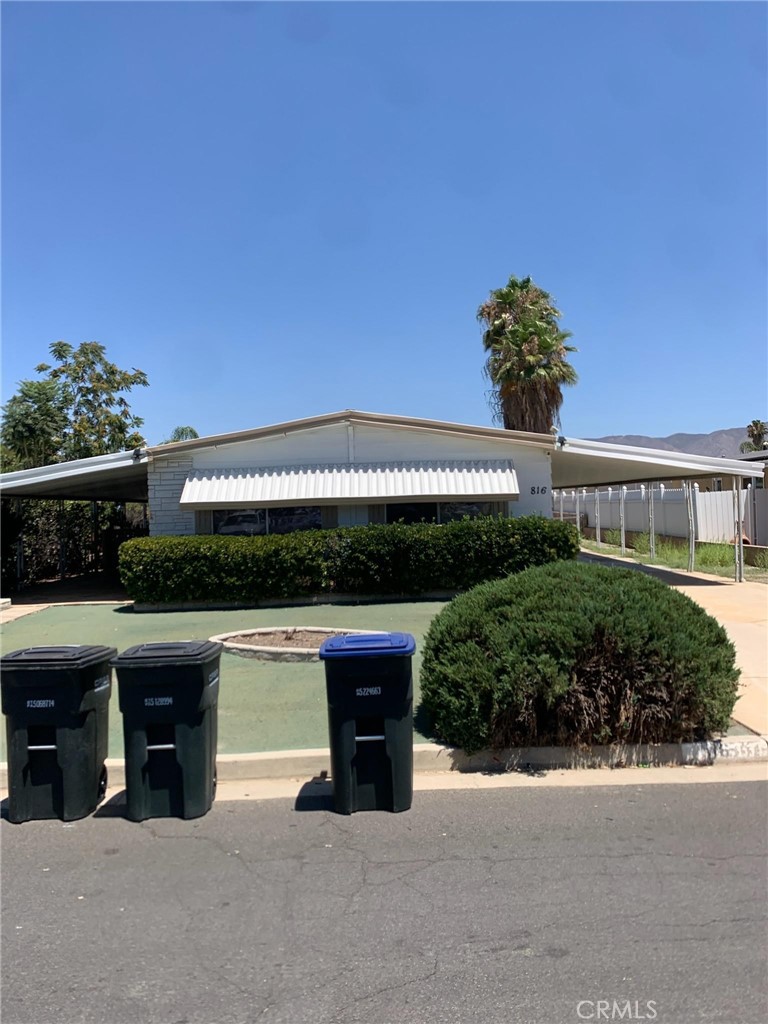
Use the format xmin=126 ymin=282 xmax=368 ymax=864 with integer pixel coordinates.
xmin=478 ymin=275 xmax=578 ymax=434
xmin=739 ymin=419 xmax=768 ymax=453
xmin=160 ymin=425 xmax=199 ymax=444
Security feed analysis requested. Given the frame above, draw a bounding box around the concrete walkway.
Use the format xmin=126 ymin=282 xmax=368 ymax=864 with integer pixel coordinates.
xmin=580 ymin=550 xmax=768 ymax=736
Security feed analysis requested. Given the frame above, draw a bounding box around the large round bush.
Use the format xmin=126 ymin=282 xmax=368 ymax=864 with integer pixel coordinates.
xmin=420 ymin=561 xmax=739 ymax=752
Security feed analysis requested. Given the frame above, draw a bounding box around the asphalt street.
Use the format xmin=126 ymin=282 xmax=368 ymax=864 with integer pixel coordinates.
xmin=2 ymin=779 xmax=767 ymax=1024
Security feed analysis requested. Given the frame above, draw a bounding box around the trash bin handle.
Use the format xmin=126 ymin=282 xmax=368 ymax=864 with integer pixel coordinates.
xmin=355 ymin=735 xmax=386 ymax=742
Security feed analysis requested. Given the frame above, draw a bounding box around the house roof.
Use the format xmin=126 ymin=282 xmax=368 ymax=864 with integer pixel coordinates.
xmin=0 ymin=410 xmax=760 ymax=503
xmin=144 ymin=409 xmax=556 ymax=455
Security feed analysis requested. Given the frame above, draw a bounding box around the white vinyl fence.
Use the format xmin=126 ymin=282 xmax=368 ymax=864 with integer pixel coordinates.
xmin=553 ymin=483 xmax=763 ymax=544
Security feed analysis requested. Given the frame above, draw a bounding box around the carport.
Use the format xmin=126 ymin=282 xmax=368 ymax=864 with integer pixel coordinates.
xmin=550 ymin=436 xmax=761 ymax=581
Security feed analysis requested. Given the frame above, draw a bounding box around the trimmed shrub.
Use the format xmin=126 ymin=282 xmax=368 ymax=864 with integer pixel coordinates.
xmin=118 ymin=515 xmax=579 ymax=604
xmin=420 ymin=561 xmax=739 ymax=752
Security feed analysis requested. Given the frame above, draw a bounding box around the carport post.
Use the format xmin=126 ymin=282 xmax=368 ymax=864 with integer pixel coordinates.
xmin=15 ymin=498 xmax=24 ymax=585
xmin=92 ymin=501 xmax=99 ymax=572
xmin=619 ymin=486 xmax=626 ymax=555
xmin=57 ymin=499 xmax=66 ymax=579
xmin=685 ymin=482 xmax=696 ymax=572
xmin=595 ymin=488 xmax=601 ymax=547
xmin=648 ymin=482 xmax=656 ymax=560
xmin=732 ymin=477 xmax=744 ymax=583
xmin=575 ymin=488 xmax=581 ymax=538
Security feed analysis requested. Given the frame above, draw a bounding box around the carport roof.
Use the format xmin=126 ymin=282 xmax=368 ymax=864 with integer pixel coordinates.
xmin=0 ymin=449 xmax=149 ymax=502
xmin=0 ymin=411 xmax=760 ymax=503
xmin=550 ymin=436 xmax=759 ymax=489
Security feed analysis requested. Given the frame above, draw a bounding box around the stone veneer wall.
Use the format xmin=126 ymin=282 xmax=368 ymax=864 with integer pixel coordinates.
xmin=147 ymin=457 xmax=196 ymax=536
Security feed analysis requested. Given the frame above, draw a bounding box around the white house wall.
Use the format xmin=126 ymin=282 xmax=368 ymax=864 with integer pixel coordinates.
xmin=349 ymin=424 xmax=524 ymax=463
xmin=148 ymin=421 xmax=554 ymax=535
xmin=192 ymin=422 xmax=350 ymax=469
xmin=508 ymin=446 xmax=552 ymax=516
xmin=190 ymin=421 xmax=545 ymax=470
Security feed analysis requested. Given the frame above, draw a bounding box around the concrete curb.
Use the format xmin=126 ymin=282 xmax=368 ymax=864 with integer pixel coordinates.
xmin=4 ymin=737 xmax=766 ymax=791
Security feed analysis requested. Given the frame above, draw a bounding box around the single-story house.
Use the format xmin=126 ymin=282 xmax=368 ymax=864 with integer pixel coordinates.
xmin=1 ymin=410 xmax=760 ymax=540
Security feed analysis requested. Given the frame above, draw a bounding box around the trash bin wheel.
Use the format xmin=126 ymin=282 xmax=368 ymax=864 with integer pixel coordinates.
xmin=212 ymin=768 xmax=217 ymax=797
xmin=98 ymin=766 xmax=108 ymax=801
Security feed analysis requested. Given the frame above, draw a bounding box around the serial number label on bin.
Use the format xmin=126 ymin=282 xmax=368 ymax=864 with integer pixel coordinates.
xmin=355 ymin=686 xmax=382 ymax=697
xmin=26 ymin=699 xmax=55 ymax=708
xmin=144 ymin=696 xmax=173 ymax=707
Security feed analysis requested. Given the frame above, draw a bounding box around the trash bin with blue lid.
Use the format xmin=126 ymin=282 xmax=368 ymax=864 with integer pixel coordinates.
xmin=111 ymin=641 xmax=221 ymax=822
xmin=319 ymin=632 xmax=415 ymax=814
xmin=1 ymin=645 xmax=115 ymax=823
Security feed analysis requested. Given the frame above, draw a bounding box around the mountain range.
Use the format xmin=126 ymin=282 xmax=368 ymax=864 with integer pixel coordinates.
xmin=591 ymin=427 xmax=753 ymax=459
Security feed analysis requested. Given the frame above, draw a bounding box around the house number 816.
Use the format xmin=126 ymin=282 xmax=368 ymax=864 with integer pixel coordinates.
xmin=530 ymin=486 xmax=548 ymax=495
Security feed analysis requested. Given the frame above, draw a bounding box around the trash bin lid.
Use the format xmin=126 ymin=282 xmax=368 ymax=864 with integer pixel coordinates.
xmin=112 ymin=641 xmax=221 ymax=665
xmin=319 ymin=632 xmax=416 ymax=659
xmin=1 ymin=645 xmax=117 ymax=669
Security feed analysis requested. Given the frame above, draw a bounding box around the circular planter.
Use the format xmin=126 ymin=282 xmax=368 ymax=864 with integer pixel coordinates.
xmin=209 ymin=626 xmax=386 ymax=662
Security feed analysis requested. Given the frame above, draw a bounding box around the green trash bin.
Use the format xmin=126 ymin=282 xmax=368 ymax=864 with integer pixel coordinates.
xmin=319 ymin=632 xmax=415 ymax=814
xmin=1 ymin=646 xmax=114 ymax=823
xmin=111 ymin=641 xmax=221 ymax=822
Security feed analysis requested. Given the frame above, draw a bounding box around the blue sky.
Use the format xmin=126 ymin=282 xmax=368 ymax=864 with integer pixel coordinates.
xmin=2 ymin=0 xmax=766 ymax=445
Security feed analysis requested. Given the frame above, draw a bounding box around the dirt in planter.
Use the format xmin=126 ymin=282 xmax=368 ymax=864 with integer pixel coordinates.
xmin=226 ymin=629 xmax=346 ymax=649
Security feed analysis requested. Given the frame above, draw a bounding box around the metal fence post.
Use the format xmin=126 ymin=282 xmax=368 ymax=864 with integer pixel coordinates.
xmin=648 ymin=482 xmax=656 ymax=560
xmin=685 ymin=482 xmax=695 ymax=572
xmin=619 ymin=486 xmax=626 ymax=555
xmin=595 ymin=488 xmax=601 ymax=547
xmin=732 ymin=477 xmax=744 ymax=582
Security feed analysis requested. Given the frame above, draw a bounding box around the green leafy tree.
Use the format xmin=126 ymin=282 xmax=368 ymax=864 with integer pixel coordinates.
xmin=0 ymin=380 xmax=68 ymax=470
xmin=739 ymin=419 xmax=768 ymax=454
xmin=478 ymin=275 xmax=578 ymax=433
xmin=1 ymin=341 xmax=150 ymax=590
xmin=160 ymin=425 xmax=199 ymax=444
xmin=34 ymin=341 xmax=149 ymax=461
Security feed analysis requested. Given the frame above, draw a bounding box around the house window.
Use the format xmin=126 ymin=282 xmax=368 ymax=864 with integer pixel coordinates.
xmin=213 ymin=509 xmax=266 ymax=536
xmin=384 ymin=501 xmax=498 ymax=525
xmin=440 ymin=501 xmax=495 ymax=522
xmin=211 ymin=507 xmax=322 ymax=536
xmin=385 ymin=502 xmax=438 ymax=525
xmin=267 ymin=506 xmax=322 ymax=534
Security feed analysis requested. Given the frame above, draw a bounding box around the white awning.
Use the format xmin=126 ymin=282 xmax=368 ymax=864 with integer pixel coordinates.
xmin=179 ymin=460 xmax=520 ymax=509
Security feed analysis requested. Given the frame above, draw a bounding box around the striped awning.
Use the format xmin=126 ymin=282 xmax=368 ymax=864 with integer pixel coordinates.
xmin=179 ymin=460 xmax=519 ymax=509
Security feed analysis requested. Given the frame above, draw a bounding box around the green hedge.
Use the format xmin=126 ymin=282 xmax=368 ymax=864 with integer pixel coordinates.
xmin=420 ymin=561 xmax=739 ymax=752
xmin=118 ymin=515 xmax=579 ymax=604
